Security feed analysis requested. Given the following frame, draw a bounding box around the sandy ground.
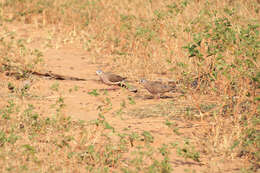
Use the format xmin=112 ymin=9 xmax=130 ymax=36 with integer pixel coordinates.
xmin=0 ymin=24 xmax=250 ymax=173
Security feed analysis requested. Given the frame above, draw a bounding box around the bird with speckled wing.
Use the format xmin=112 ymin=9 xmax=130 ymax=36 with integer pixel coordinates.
xmin=139 ymin=79 xmax=176 ymax=99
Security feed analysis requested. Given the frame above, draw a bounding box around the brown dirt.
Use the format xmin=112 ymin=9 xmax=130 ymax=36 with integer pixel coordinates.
xmin=0 ymin=24 xmax=250 ymax=173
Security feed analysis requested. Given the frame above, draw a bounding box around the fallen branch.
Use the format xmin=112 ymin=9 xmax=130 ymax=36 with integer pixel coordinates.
xmin=1 ymin=63 xmax=87 ymax=81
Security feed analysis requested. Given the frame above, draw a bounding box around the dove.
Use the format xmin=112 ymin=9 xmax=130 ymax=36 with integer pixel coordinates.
xmin=96 ymin=70 xmax=137 ymax=92
xmin=139 ymin=79 xmax=176 ymax=99
xmin=96 ymin=70 xmax=126 ymax=85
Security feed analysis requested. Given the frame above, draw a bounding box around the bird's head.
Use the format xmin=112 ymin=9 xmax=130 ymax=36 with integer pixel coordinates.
xmin=96 ymin=70 xmax=103 ymax=75
xmin=139 ymin=79 xmax=147 ymax=84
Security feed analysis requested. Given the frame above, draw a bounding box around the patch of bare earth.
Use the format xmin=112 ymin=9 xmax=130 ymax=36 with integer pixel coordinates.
xmin=0 ymin=24 xmax=251 ymax=173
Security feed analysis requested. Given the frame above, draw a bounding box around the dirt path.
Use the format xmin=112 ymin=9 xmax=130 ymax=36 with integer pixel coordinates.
xmin=0 ymin=25 xmax=248 ymax=173
xmin=32 ymin=48 xmax=247 ymax=172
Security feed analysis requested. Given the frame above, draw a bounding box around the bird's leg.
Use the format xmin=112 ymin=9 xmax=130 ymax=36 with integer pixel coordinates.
xmin=106 ymin=82 xmax=125 ymax=90
xmin=108 ymin=85 xmax=120 ymax=90
xmin=102 ymin=84 xmax=120 ymax=91
xmin=113 ymin=85 xmax=120 ymax=89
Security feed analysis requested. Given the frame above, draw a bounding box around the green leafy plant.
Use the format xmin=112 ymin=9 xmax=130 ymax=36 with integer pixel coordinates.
xmin=88 ymin=89 xmax=99 ymax=96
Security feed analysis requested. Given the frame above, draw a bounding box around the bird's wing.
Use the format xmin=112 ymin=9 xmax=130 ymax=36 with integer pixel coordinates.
xmin=106 ymin=73 xmax=126 ymax=82
xmin=148 ymin=82 xmax=174 ymax=93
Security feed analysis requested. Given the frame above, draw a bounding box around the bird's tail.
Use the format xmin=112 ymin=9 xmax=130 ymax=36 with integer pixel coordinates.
xmin=119 ymin=81 xmax=138 ymax=93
